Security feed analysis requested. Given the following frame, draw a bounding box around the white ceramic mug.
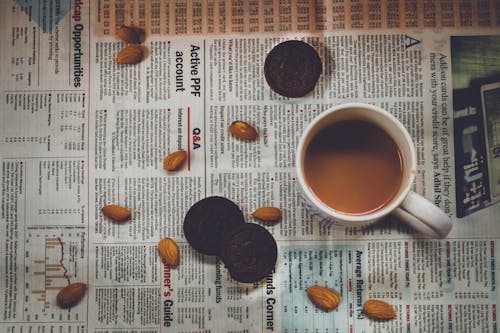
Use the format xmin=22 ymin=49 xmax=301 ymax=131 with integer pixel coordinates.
xmin=295 ymin=103 xmax=453 ymax=238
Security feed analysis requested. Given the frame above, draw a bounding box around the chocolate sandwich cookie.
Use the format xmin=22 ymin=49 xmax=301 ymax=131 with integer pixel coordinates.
xmin=183 ymin=196 xmax=245 ymax=256
xmin=220 ymin=223 xmax=278 ymax=283
xmin=264 ymin=40 xmax=322 ymax=98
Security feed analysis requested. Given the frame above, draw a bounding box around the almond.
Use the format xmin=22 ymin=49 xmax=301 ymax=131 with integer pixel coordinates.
xmin=157 ymin=238 xmax=180 ymax=267
xmin=306 ymin=285 xmax=340 ymax=311
xmin=229 ymin=121 xmax=258 ymax=141
xmin=56 ymin=282 xmax=87 ymax=309
xmin=363 ymin=299 xmax=396 ymax=320
xmin=116 ymin=25 xmax=143 ymax=44
xmin=116 ymin=44 xmax=144 ymax=64
xmin=252 ymin=206 xmax=282 ymax=222
xmin=101 ymin=204 xmax=132 ymax=222
xmin=163 ymin=150 xmax=187 ymax=171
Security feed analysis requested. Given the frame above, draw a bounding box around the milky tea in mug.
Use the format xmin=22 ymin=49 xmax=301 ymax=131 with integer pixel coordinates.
xmin=297 ymin=103 xmax=452 ymax=238
xmin=303 ymin=120 xmax=403 ymax=215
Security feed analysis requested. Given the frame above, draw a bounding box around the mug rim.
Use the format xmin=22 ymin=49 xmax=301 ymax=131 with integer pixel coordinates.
xmin=295 ymin=102 xmax=417 ymax=223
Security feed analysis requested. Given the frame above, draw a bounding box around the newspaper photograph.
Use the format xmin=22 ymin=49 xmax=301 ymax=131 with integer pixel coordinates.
xmin=451 ymin=35 xmax=500 ymax=217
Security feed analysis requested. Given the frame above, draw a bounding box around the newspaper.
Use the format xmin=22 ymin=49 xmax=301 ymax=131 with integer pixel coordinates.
xmin=1 ymin=0 xmax=500 ymax=332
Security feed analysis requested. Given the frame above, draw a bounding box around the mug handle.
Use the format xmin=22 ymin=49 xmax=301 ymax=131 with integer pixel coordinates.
xmin=392 ymin=191 xmax=453 ymax=238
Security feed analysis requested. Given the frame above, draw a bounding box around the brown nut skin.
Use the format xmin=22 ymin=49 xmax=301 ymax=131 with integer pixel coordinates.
xmin=306 ymin=285 xmax=340 ymax=311
xmin=252 ymin=207 xmax=282 ymax=222
xmin=56 ymin=282 xmax=87 ymax=309
xmin=229 ymin=121 xmax=258 ymax=141
xmin=157 ymin=238 xmax=180 ymax=267
xmin=363 ymin=299 xmax=396 ymax=320
xmin=116 ymin=25 xmax=144 ymax=44
xmin=101 ymin=204 xmax=132 ymax=222
xmin=163 ymin=150 xmax=187 ymax=171
xmin=116 ymin=44 xmax=144 ymax=64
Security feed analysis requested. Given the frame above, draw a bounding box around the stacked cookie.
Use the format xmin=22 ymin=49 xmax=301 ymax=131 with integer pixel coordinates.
xmin=183 ymin=196 xmax=277 ymax=283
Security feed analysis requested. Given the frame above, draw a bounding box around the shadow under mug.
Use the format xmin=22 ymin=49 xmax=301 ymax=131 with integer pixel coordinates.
xmin=295 ymin=103 xmax=453 ymax=238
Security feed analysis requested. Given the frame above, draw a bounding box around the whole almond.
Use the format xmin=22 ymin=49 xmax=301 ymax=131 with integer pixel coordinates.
xmin=116 ymin=44 xmax=143 ymax=64
xmin=101 ymin=204 xmax=132 ymax=222
xmin=252 ymin=206 xmax=282 ymax=222
xmin=157 ymin=238 xmax=180 ymax=267
xmin=306 ymin=285 xmax=340 ymax=311
xmin=56 ymin=282 xmax=87 ymax=309
xmin=116 ymin=25 xmax=143 ymax=44
xmin=163 ymin=150 xmax=187 ymax=171
xmin=229 ymin=121 xmax=258 ymax=141
xmin=363 ymin=299 xmax=396 ymax=320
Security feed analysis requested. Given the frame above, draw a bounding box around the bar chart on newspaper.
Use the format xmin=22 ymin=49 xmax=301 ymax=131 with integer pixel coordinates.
xmin=24 ymin=230 xmax=86 ymax=321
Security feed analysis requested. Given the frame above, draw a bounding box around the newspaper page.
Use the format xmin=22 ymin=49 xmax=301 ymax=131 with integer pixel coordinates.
xmin=1 ymin=1 xmax=500 ymax=332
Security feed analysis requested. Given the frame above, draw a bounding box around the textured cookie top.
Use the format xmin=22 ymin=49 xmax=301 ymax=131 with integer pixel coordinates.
xmin=183 ymin=196 xmax=245 ymax=256
xmin=220 ymin=223 xmax=278 ymax=283
xmin=264 ymin=40 xmax=322 ymax=98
